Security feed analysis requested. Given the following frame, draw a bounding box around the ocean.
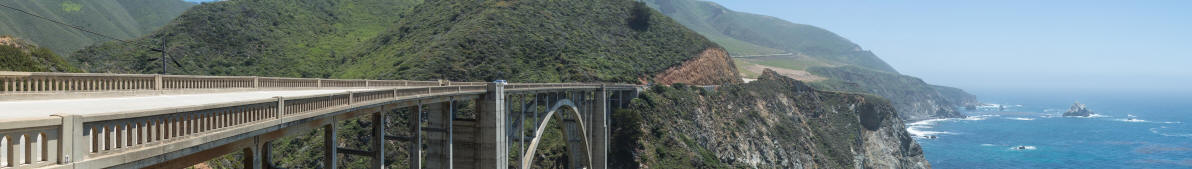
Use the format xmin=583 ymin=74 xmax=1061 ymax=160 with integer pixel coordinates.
xmin=913 ymin=91 xmax=1192 ymax=169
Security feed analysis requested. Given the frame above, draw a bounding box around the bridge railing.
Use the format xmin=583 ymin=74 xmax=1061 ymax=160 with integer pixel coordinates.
xmin=0 ymin=117 xmax=62 ymax=169
xmin=76 ymin=98 xmax=280 ymax=160
xmin=0 ymin=71 xmax=484 ymax=95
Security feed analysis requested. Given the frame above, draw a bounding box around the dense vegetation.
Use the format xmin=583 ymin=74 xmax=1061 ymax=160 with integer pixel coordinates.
xmin=642 ymin=0 xmax=898 ymax=73
xmin=0 ymin=0 xmax=192 ymax=54
xmin=74 ymin=0 xmax=420 ymax=76
xmin=74 ymin=0 xmax=719 ymax=84
xmin=0 ymin=36 xmax=79 ymax=72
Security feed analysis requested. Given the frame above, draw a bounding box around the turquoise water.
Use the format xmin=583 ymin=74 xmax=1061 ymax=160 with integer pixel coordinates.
xmin=916 ymin=91 xmax=1192 ymax=168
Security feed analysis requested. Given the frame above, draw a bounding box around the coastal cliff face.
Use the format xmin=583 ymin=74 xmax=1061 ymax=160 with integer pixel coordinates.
xmin=807 ymin=66 xmax=974 ymax=122
xmin=650 ymin=47 xmax=742 ymax=85
xmin=612 ymin=69 xmax=929 ymax=168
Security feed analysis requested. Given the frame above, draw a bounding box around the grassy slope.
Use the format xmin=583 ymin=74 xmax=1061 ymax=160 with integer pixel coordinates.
xmin=73 ymin=0 xmax=419 ymax=77
xmin=643 ymin=0 xmax=898 ymax=73
xmin=0 ymin=38 xmax=79 ymax=72
xmin=338 ymin=0 xmax=717 ymax=83
xmin=0 ymin=0 xmax=192 ymax=55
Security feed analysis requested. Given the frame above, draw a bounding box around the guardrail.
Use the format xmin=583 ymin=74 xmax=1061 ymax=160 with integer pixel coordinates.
xmin=0 ymin=71 xmax=469 ymax=94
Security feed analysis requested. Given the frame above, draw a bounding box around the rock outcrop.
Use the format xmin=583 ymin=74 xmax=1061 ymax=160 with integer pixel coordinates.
xmin=807 ymin=66 xmax=973 ymax=122
xmin=1063 ymin=102 xmax=1094 ymax=117
xmin=650 ymin=47 xmax=743 ymax=85
xmin=613 ymin=69 xmax=929 ymax=168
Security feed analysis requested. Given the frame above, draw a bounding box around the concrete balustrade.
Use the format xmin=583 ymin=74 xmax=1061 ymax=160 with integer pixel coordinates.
xmin=77 ymin=100 xmax=279 ymax=158
xmin=0 ymin=72 xmax=482 ymax=98
xmin=0 ymin=117 xmax=62 ymax=169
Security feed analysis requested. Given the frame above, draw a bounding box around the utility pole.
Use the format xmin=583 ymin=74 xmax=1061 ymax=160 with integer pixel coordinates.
xmin=160 ymin=39 xmax=168 ymax=74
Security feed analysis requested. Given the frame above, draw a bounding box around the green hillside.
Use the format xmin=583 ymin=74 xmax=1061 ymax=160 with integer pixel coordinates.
xmin=339 ymin=0 xmax=718 ymax=83
xmin=643 ymin=0 xmax=899 ymax=73
xmin=0 ymin=0 xmax=193 ymax=55
xmin=75 ymin=0 xmax=719 ymax=84
xmin=1 ymin=36 xmax=79 ymax=72
xmin=74 ymin=0 xmax=419 ymax=77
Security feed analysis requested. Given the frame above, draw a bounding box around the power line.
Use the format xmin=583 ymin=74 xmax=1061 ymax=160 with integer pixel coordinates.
xmin=0 ymin=2 xmax=161 ymax=51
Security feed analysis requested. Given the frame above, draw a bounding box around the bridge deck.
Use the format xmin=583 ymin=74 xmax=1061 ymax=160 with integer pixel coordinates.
xmin=0 ymin=87 xmax=404 ymax=118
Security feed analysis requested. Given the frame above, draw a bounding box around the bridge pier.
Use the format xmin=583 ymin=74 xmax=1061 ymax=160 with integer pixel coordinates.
xmin=324 ymin=123 xmax=337 ymax=169
xmin=371 ymin=112 xmax=386 ymax=169
xmin=478 ymin=83 xmax=507 ymax=169
xmin=425 ymin=99 xmax=453 ymax=169
xmin=409 ymin=103 xmax=423 ymax=169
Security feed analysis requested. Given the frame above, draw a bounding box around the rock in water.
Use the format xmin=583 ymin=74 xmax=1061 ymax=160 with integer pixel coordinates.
xmin=1063 ymin=102 xmax=1094 ymax=117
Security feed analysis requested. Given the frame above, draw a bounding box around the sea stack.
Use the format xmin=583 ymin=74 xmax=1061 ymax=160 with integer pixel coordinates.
xmin=1063 ymin=102 xmax=1094 ymax=117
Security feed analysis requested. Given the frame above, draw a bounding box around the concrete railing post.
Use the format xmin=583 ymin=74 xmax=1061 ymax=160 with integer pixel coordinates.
xmin=275 ymin=97 xmax=285 ymax=119
xmin=253 ymin=77 xmax=260 ymax=88
xmin=154 ymin=75 xmax=163 ymax=90
xmin=53 ymin=114 xmax=84 ymax=165
xmin=317 ymin=79 xmax=323 ymax=88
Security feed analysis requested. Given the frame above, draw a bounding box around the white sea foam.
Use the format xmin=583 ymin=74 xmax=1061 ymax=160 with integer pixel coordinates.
xmin=1006 ymin=117 xmax=1035 ymax=121
xmin=1009 ymin=145 xmax=1037 ymax=150
xmin=963 ymin=114 xmax=999 ymax=121
xmin=1115 ymin=118 xmax=1149 ymax=123
xmin=1150 ymin=127 xmax=1192 ymax=138
xmin=905 ymin=115 xmax=1001 ymax=138
xmin=980 ymin=144 xmax=996 ymax=147
xmin=907 ymin=125 xmax=952 ymax=137
xmin=1111 ymin=118 xmax=1181 ymax=124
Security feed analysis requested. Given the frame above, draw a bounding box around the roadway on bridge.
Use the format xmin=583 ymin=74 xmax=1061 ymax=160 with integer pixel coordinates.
xmin=0 ymin=87 xmax=410 ymax=118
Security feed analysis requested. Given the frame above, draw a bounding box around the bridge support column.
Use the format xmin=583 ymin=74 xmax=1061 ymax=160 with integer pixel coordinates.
xmin=477 ymin=83 xmax=507 ymax=169
xmin=324 ymin=124 xmax=337 ymax=169
xmin=261 ymin=141 xmax=275 ymax=169
xmin=243 ymin=144 xmax=260 ymax=169
xmin=592 ymin=87 xmax=609 ymax=169
xmin=426 ymin=100 xmax=453 ymax=169
xmin=409 ymin=103 xmax=423 ymax=169
xmin=372 ymin=112 xmax=386 ymax=169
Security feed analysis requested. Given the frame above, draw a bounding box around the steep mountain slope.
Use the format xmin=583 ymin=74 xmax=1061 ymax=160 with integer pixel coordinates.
xmin=74 ymin=0 xmax=739 ymax=85
xmin=0 ymin=36 xmax=78 ymax=72
xmin=645 ymin=0 xmax=976 ymax=121
xmin=73 ymin=0 xmax=419 ymax=77
xmin=643 ymin=0 xmax=898 ymax=73
xmin=613 ymin=69 xmax=929 ymax=168
xmin=338 ymin=0 xmax=737 ymax=84
xmin=0 ymin=0 xmax=192 ymax=54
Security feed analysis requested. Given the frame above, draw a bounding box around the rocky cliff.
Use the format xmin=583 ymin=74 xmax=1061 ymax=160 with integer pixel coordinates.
xmin=808 ymin=66 xmax=973 ymax=122
xmin=1063 ymin=102 xmax=1094 ymax=117
xmin=650 ymin=47 xmax=742 ymax=85
xmin=612 ymin=69 xmax=929 ymax=168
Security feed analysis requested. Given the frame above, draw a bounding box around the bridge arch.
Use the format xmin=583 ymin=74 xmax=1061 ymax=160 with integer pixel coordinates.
xmin=521 ymin=99 xmax=593 ymax=169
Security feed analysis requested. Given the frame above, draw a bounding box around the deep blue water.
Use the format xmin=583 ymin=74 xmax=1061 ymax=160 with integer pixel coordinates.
xmin=915 ymin=91 xmax=1192 ymax=169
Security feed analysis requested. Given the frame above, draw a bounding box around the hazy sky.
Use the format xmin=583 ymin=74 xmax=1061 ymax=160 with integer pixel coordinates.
xmin=706 ymin=0 xmax=1192 ymax=96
